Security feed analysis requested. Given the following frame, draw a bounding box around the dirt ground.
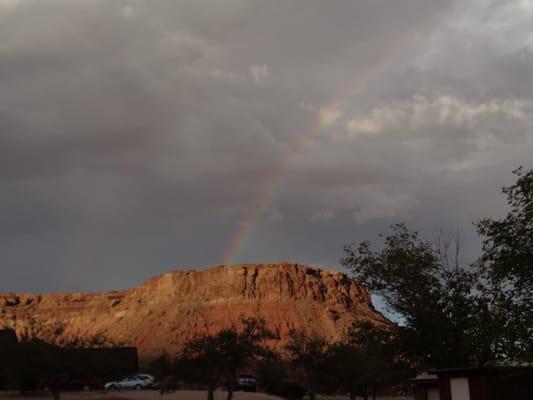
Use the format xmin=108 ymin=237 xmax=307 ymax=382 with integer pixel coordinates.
xmin=0 ymin=391 xmax=413 ymax=400
xmin=0 ymin=391 xmax=279 ymax=400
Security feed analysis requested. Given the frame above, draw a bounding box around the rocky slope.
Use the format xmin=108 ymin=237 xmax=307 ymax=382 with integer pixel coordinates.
xmin=0 ymin=263 xmax=388 ymax=363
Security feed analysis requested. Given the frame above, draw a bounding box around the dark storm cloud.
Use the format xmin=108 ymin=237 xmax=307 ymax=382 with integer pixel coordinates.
xmin=0 ymin=0 xmax=532 ymax=292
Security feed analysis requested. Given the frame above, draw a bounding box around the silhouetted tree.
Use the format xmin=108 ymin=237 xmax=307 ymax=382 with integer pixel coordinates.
xmin=256 ymin=355 xmax=305 ymax=399
xmin=342 ymin=223 xmax=501 ymax=368
xmin=318 ymin=321 xmax=404 ymax=400
xmin=349 ymin=321 xmax=405 ymax=400
xmin=324 ymin=342 xmax=364 ymax=400
xmin=181 ymin=317 xmax=275 ymax=400
xmin=147 ymin=354 xmax=180 ymax=394
xmin=476 ymin=167 xmax=533 ymax=361
xmin=148 ymin=353 xmax=174 ymax=381
xmin=284 ymin=331 xmax=328 ymax=400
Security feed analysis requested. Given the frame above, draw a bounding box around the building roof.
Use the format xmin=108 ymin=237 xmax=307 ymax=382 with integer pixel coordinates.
xmin=410 ymin=372 xmax=438 ymax=381
xmin=430 ymin=365 xmax=533 ymax=375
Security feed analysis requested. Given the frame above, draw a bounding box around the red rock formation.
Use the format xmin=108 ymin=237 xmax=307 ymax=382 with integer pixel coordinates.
xmin=0 ymin=263 xmax=388 ymax=363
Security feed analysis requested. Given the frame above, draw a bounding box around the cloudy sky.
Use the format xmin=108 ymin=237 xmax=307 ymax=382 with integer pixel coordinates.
xmin=1 ymin=0 xmax=532 ymax=292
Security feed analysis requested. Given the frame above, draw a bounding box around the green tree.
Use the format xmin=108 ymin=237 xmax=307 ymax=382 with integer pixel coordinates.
xmin=148 ymin=354 xmax=181 ymax=394
xmin=477 ymin=167 xmax=533 ymax=292
xmin=345 ymin=321 xmax=406 ymax=400
xmin=476 ymin=167 xmax=533 ymax=360
xmin=181 ymin=317 xmax=274 ymax=400
xmin=324 ymin=342 xmax=364 ymax=400
xmin=323 ymin=321 xmax=404 ymax=400
xmin=342 ymin=224 xmax=501 ymax=368
xmin=256 ymin=355 xmax=305 ymax=399
xmin=284 ymin=331 xmax=328 ymax=400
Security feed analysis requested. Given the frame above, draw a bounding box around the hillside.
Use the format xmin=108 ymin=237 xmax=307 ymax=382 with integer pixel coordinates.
xmin=0 ymin=263 xmax=388 ymax=363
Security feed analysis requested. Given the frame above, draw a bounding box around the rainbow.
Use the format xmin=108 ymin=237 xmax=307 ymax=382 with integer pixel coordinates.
xmin=223 ymin=32 xmax=418 ymax=265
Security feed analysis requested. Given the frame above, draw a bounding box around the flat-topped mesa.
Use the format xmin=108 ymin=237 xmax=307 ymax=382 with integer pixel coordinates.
xmin=0 ymin=263 xmax=388 ymax=363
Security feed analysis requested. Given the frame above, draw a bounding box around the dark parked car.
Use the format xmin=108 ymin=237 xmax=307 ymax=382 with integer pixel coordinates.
xmin=238 ymin=374 xmax=257 ymax=392
xmin=45 ymin=375 xmax=103 ymax=392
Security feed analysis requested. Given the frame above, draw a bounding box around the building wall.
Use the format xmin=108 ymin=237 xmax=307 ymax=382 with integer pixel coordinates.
xmin=437 ymin=369 xmax=533 ymax=400
xmin=0 ymin=329 xmax=17 ymax=344
xmin=415 ymin=383 xmax=441 ymax=400
xmin=415 ymin=386 xmax=429 ymax=400
xmin=490 ymin=371 xmax=533 ymax=399
xmin=439 ymin=374 xmax=478 ymax=400
xmin=450 ymin=378 xmax=470 ymax=400
xmin=438 ymin=377 xmax=450 ymax=400
xmin=0 ymin=329 xmax=19 ymax=389
xmin=427 ymin=387 xmax=440 ymax=400
xmin=0 ymin=328 xmax=138 ymax=388
xmin=467 ymin=373 xmax=489 ymax=400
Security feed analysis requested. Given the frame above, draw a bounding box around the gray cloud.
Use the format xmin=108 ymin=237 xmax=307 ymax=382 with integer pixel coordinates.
xmin=0 ymin=0 xmax=532 ymax=292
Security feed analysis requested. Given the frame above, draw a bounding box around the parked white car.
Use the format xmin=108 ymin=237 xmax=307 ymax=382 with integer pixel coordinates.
xmin=137 ymin=374 xmax=156 ymax=386
xmin=105 ymin=375 xmax=153 ymax=391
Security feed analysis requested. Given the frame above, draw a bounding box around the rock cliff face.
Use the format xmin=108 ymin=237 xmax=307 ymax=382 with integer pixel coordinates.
xmin=0 ymin=263 xmax=388 ymax=363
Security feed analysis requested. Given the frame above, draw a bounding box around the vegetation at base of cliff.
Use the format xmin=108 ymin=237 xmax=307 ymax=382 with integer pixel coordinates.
xmin=284 ymin=321 xmax=405 ymax=400
xmin=155 ymin=317 xmax=276 ymax=400
xmin=342 ymin=167 xmax=533 ymax=369
xmin=150 ymin=319 xmax=406 ymax=400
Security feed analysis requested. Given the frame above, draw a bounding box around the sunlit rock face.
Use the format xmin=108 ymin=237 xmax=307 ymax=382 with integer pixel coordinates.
xmin=0 ymin=263 xmax=388 ymax=363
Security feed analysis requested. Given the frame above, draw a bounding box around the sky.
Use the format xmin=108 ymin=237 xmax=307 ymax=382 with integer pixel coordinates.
xmin=1 ymin=0 xmax=533 ymax=293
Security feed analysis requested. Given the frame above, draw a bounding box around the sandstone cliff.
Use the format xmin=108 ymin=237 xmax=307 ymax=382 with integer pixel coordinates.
xmin=0 ymin=263 xmax=388 ymax=363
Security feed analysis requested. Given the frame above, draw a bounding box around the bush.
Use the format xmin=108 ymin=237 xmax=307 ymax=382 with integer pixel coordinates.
xmin=265 ymin=380 xmax=306 ymax=399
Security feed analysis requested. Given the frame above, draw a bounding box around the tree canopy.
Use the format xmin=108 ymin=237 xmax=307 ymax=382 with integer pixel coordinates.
xmin=476 ymin=167 xmax=533 ymax=360
xmin=342 ymin=224 xmax=485 ymax=367
xmin=284 ymin=331 xmax=329 ymax=400
xmin=180 ymin=317 xmax=275 ymax=400
xmin=342 ymin=167 xmax=533 ymax=368
xmin=477 ymin=167 xmax=533 ymax=293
